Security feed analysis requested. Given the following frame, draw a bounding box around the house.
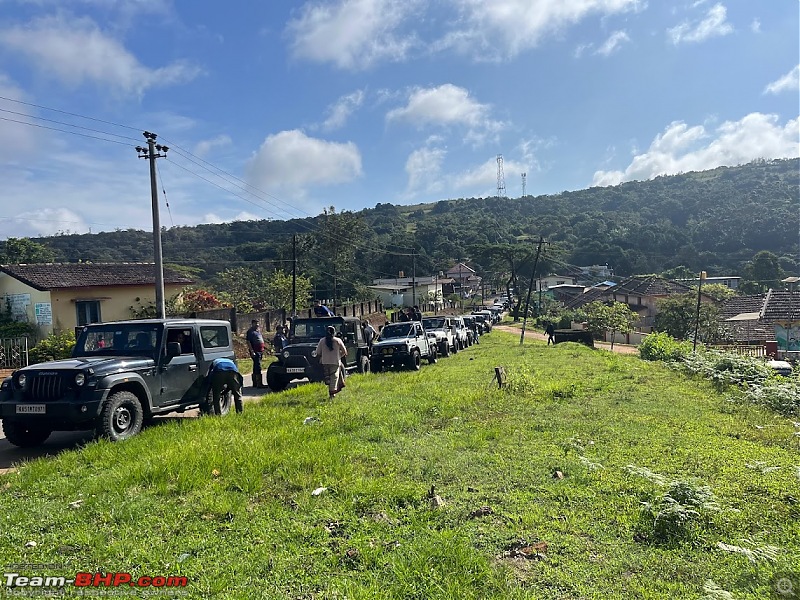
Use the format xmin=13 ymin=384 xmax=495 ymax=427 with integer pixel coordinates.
xmin=368 ymin=275 xmax=450 ymax=310
xmin=446 ymin=262 xmax=481 ymax=298
xmin=563 ymin=275 xmax=713 ymax=332
xmin=538 ymin=274 xmax=578 ymax=290
xmin=0 ymin=263 xmax=193 ymax=337
xmin=678 ymin=275 xmax=741 ymax=290
xmin=720 ymin=289 xmax=800 ymax=356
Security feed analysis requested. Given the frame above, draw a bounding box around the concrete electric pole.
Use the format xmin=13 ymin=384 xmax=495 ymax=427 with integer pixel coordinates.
xmin=136 ymin=132 xmax=169 ymax=319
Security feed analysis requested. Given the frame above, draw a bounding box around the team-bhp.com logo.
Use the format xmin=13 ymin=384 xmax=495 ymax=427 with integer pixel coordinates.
xmin=4 ymin=571 xmax=188 ymax=590
xmin=774 ymin=572 xmax=799 ymax=599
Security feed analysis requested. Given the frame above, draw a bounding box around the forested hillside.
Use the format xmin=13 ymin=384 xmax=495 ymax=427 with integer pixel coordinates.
xmin=12 ymin=158 xmax=800 ymax=294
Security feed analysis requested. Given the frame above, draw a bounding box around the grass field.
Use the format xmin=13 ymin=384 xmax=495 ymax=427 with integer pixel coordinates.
xmin=1 ymin=331 xmax=798 ymax=599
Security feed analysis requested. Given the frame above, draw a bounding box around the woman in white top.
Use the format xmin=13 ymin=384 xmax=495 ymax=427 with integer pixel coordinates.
xmin=315 ymin=325 xmax=347 ymax=398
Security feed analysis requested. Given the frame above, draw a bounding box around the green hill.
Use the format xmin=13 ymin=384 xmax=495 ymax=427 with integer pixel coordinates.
xmin=16 ymin=158 xmax=800 ymax=288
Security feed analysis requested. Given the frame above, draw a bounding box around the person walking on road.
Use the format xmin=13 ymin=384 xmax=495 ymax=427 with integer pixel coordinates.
xmin=315 ymin=325 xmax=347 ymax=399
xmin=246 ymin=319 xmax=266 ymax=388
xmin=207 ymin=357 xmax=244 ymax=414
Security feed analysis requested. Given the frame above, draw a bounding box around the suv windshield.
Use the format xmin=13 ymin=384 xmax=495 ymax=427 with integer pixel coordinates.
xmin=75 ymin=324 xmax=162 ymax=357
xmin=380 ymin=323 xmax=411 ymax=339
xmin=422 ymin=318 xmax=445 ymax=329
xmin=291 ymin=319 xmax=343 ymax=342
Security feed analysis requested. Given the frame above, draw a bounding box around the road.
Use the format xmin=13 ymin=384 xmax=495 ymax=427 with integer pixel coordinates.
xmin=493 ymin=324 xmax=639 ymax=354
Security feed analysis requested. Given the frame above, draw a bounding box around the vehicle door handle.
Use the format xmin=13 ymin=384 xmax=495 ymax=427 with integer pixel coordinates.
xmin=188 ymin=365 xmax=197 ymax=371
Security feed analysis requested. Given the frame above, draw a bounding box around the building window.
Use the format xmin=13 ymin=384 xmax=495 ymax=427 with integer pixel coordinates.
xmin=76 ymin=301 xmax=101 ymax=326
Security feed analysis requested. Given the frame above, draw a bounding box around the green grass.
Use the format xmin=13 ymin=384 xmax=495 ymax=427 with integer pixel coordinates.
xmin=1 ymin=332 xmax=798 ymax=599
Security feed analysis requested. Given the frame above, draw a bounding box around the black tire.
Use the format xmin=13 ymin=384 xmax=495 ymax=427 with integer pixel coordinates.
xmin=452 ymin=339 xmax=458 ymax=354
xmin=359 ymin=355 xmax=370 ymax=374
xmin=428 ymin=347 xmax=437 ymax=365
xmin=200 ymin=387 xmax=232 ymax=416
xmin=439 ymin=341 xmax=450 ymax=357
xmin=408 ymin=350 xmax=421 ymax=371
xmin=2 ymin=420 xmax=52 ymax=448
xmin=98 ymin=391 xmax=143 ymax=442
xmin=266 ymin=369 xmax=288 ymax=392
xmin=370 ymin=358 xmax=382 ymax=373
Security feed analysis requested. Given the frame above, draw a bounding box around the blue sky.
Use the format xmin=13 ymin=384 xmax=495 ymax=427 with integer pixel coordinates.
xmin=0 ymin=0 xmax=797 ymax=238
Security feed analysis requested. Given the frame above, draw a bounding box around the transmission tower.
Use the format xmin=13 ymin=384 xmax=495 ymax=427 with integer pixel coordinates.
xmin=496 ymin=154 xmax=506 ymax=198
xmin=521 ymin=172 xmax=527 ymax=197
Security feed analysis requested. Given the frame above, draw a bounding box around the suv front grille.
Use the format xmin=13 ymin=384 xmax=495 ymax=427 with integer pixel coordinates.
xmin=25 ymin=373 xmax=69 ymax=401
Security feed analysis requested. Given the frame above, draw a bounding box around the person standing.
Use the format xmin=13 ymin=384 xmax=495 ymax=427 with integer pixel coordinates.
xmin=273 ymin=325 xmax=288 ymax=353
xmin=207 ymin=357 xmax=244 ymax=414
xmin=313 ymin=300 xmax=334 ymax=317
xmin=545 ymin=321 xmax=556 ymax=345
xmin=412 ymin=305 xmax=422 ymax=321
xmin=363 ymin=320 xmax=376 ymax=351
xmin=315 ymin=325 xmax=347 ymax=399
xmin=246 ymin=319 xmax=266 ymax=388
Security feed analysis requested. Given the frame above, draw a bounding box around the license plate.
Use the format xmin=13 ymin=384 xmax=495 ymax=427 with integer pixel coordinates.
xmin=286 ymin=367 xmax=305 ymax=374
xmin=16 ymin=404 xmax=46 ymax=414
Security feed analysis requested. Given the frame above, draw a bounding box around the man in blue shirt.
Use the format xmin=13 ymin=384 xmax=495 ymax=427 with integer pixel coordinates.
xmin=207 ymin=357 xmax=243 ymax=414
xmin=313 ymin=300 xmax=334 ymax=317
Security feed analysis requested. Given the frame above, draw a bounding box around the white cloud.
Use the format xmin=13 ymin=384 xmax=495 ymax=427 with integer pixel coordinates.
xmin=245 ymin=130 xmax=363 ymax=193
xmin=387 ymin=84 xmax=505 ymax=143
xmin=404 ymin=146 xmax=447 ymax=196
xmin=750 ymin=18 xmax=761 ymax=33
xmin=0 ymin=15 xmax=201 ymax=95
xmin=764 ymin=65 xmax=800 ymax=95
xmin=286 ymin=0 xmax=420 ymax=70
xmin=0 ymin=75 xmax=41 ymax=159
xmin=320 ymin=90 xmax=365 ymax=131
xmin=596 ymin=30 xmax=630 ymax=56
xmin=0 ymin=208 xmax=89 ymax=238
xmin=202 ymin=211 xmax=262 ymax=225
xmin=667 ymin=3 xmax=733 ymax=45
xmin=193 ymin=135 xmax=232 ymax=158
xmin=437 ymin=0 xmax=643 ymax=60
xmin=592 ymin=112 xmax=800 ymax=186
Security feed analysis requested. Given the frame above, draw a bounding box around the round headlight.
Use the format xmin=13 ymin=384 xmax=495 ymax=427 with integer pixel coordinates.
xmin=17 ymin=373 xmax=26 ymax=387
xmin=75 ymin=373 xmax=86 ymax=386
xmin=282 ymin=350 xmax=290 ymax=359
xmin=311 ymin=350 xmax=318 ymax=358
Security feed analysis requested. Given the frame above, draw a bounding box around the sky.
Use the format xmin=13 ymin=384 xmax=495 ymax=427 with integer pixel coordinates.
xmin=0 ymin=0 xmax=797 ymax=239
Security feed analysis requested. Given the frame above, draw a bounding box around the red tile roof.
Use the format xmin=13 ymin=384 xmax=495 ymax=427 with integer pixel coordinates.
xmin=0 ymin=263 xmax=193 ymax=291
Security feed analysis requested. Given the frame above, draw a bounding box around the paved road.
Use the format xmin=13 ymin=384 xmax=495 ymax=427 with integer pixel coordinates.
xmin=0 ymin=385 xmax=272 ymax=475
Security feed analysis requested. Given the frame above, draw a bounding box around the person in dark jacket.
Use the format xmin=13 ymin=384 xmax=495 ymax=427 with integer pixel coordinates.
xmin=207 ymin=357 xmax=243 ymax=414
xmin=412 ymin=305 xmax=422 ymax=321
xmin=545 ymin=322 xmax=555 ymax=345
xmin=273 ymin=325 xmax=288 ymax=352
xmin=246 ymin=320 xmax=266 ymax=388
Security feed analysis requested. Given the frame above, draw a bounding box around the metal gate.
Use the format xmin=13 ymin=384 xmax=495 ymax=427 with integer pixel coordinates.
xmin=0 ymin=337 xmax=29 ymax=369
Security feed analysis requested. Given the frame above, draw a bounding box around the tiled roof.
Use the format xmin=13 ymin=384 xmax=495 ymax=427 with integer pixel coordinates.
xmin=760 ymin=289 xmax=800 ymax=321
xmin=0 ymin=263 xmax=193 ymax=291
xmin=562 ymin=276 xmax=694 ymax=309
xmin=719 ymin=294 xmax=766 ymax=320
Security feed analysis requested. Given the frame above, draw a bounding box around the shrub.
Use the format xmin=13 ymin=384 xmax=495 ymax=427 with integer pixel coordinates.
xmin=638 ymin=479 xmax=719 ymax=545
xmin=29 ymin=330 xmax=76 ymax=364
xmin=737 ymin=379 xmax=800 ymax=417
xmin=639 ymin=332 xmax=691 ymax=362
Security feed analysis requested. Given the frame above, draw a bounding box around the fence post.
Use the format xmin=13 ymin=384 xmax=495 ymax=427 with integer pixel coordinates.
xmin=229 ymin=307 xmax=237 ymax=333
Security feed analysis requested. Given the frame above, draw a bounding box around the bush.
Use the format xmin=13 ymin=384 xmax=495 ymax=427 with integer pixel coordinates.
xmin=639 ymin=332 xmax=691 ymax=362
xmin=638 ymin=479 xmax=719 ymax=545
xmin=737 ymin=379 xmax=800 ymax=417
xmin=680 ymin=350 xmax=773 ymax=390
xmin=29 ymin=331 xmax=76 ymax=364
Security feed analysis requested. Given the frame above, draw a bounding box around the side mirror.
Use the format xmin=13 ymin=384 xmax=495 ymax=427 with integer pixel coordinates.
xmin=166 ymin=342 xmax=182 ymax=359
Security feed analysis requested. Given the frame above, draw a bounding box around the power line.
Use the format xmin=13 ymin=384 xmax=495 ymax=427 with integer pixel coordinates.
xmin=0 ymin=116 xmax=134 ymax=147
xmin=0 ymin=95 xmax=142 ymax=132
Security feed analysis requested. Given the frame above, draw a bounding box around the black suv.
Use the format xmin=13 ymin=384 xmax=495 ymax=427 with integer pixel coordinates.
xmin=266 ymin=316 xmax=370 ymax=392
xmin=0 ymin=319 xmax=237 ymax=447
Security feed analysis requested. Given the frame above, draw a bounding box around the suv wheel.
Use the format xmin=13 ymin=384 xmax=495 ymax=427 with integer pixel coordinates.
xmin=266 ymin=369 xmax=288 ymax=392
xmin=98 ymin=391 xmax=144 ymax=441
xmin=2 ymin=420 xmax=52 ymax=448
xmin=428 ymin=346 xmax=437 ymax=365
xmin=439 ymin=340 xmax=450 ymax=357
xmin=370 ymin=358 xmax=382 ymax=373
xmin=359 ymin=355 xmax=370 ymax=374
xmin=408 ymin=350 xmax=421 ymax=371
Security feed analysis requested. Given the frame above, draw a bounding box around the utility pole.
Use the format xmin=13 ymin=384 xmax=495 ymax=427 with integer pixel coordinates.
xmin=291 ymin=234 xmax=297 ymax=319
xmin=520 ymin=237 xmax=546 ymax=345
xmin=692 ymin=271 xmax=707 ymax=352
xmin=412 ymin=251 xmax=417 ymax=308
xmin=136 ymin=132 xmax=169 ymax=319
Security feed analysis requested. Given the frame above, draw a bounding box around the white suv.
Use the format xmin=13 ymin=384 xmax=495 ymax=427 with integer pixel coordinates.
xmin=422 ymin=316 xmax=459 ymax=356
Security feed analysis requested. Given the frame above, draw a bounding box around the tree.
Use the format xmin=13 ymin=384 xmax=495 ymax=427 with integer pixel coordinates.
xmin=1 ymin=238 xmax=55 ymax=263
xmin=314 ymin=207 xmax=366 ymax=303
xmin=698 ymin=283 xmax=737 ymax=302
xmin=215 ymin=267 xmax=269 ymax=312
xmin=263 ymin=270 xmax=313 ymax=311
xmin=654 ymin=293 xmax=720 ymax=342
xmin=740 ymin=251 xmax=784 ymax=293
xmin=584 ymin=301 xmax=638 ymax=349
